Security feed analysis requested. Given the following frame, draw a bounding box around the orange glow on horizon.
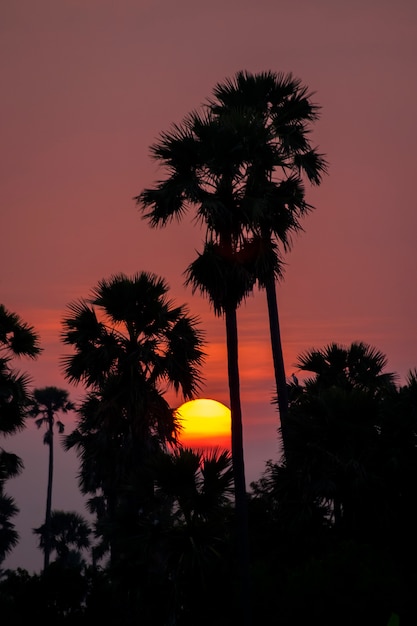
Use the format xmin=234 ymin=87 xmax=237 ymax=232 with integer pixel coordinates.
xmin=175 ymin=398 xmax=231 ymax=450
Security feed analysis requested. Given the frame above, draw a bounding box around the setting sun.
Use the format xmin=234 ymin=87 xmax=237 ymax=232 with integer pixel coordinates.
xmin=175 ymin=398 xmax=231 ymax=450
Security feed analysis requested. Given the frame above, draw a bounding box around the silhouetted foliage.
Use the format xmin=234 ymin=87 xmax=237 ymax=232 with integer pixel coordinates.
xmin=29 ymin=387 xmax=75 ymax=569
xmin=0 ymin=305 xmax=41 ymax=565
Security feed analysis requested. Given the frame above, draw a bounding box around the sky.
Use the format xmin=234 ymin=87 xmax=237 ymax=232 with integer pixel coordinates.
xmin=1 ymin=0 xmax=417 ymax=573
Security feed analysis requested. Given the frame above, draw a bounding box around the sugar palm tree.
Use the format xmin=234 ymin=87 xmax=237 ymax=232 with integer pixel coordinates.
xmin=295 ymin=341 xmax=397 ymax=396
xmin=33 ymin=509 xmax=91 ymax=567
xmin=61 ymin=272 xmax=205 ymax=566
xmin=29 ymin=386 xmax=75 ymax=570
xmin=0 ymin=304 xmax=41 ymax=565
xmin=208 ymin=70 xmax=328 ymax=450
xmin=285 ymin=341 xmax=397 ymax=531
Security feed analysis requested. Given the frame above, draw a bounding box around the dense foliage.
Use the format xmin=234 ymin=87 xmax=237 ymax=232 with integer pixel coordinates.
xmin=1 ymin=341 xmax=416 ymax=625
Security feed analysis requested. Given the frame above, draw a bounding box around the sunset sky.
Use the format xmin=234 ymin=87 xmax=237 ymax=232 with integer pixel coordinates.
xmin=2 ymin=0 xmax=417 ymax=572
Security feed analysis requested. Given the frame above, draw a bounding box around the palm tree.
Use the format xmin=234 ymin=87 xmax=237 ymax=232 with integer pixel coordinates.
xmin=295 ymin=341 xmax=397 ymax=396
xmin=0 ymin=304 xmax=41 ymax=565
xmin=251 ymin=346 xmax=417 ymax=624
xmin=61 ymin=272 xmax=205 ymax=566
xmin=207 ymin=70 xmax=328 ymax=450
xmin=285 ymin=341 xmax=398 ymax=532
xmin=33 ymin=510 xmax=91 ymax=567
xmin=29 ymin=387 xmax=75 ymax=570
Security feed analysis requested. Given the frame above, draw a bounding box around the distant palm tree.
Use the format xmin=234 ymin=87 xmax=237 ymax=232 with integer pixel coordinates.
xmin=33 ymin=509 xmax=91 ymax=567
xmin=295 ymin=341 xmax=397 ymax=396
xmin=29 ymin=386 xmax=74 ymax=570
xmin=0 ymin=304 xmax=41 ymax=565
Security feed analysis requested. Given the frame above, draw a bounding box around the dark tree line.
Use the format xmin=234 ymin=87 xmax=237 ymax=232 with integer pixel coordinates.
xmin=1 ymin=300 xmax=416 ymax=624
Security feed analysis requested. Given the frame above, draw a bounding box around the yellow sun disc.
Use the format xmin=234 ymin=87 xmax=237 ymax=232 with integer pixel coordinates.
xmin=175 ymin=398 xmax=231 ymax=449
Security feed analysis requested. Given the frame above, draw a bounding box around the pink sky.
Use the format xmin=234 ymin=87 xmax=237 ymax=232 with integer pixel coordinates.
xmin=2 ymin=0 xmax=417 ymax=572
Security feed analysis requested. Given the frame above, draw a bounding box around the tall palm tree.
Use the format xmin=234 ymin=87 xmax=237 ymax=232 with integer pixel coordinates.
xmin=60 ymin=272 xmax=205 ymax=566
xmin=0 ymin=304 xmax=41 ymax=565
xmin=208 ymin=70 xmax=328 ymax=450
xmin=29 ymin=386 xmax=74 ymax=570
xmin=184 ymin=240 xmax=256 ymax=619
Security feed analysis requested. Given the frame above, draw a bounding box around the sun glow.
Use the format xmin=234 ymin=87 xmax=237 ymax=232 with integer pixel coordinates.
xmin=175 ymin=398 xmax=231 ymax=450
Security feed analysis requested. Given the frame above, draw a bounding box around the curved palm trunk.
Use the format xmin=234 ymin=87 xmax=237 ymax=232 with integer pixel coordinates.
xmin=224 ymin=306 xmax=251 ymax=626
xmin=44 ymin=409 xmax=54 ymax=569
xmin=264 ymin=273 xmax=289 ymax=457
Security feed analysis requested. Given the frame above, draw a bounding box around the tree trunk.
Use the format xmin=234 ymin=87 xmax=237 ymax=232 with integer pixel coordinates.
xmin=225 ymin=305 xmax=252 ymax=626
xmin=265 ymin=272 xmax=289 ymax=456
xmin=44 ymin=411 xmax=54 ymax=569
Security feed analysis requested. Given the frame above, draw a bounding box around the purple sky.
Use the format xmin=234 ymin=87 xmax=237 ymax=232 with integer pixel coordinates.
xmin=2 ymin=0 xmax=417 ymax=572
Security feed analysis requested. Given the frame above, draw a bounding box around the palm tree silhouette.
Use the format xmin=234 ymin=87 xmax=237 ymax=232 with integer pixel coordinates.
xmin=33 ymin=509 xmax=91 ymax=567
xmin=208 ymin=70 xmax=328 ymax=451
xmin=60 ymin=272 xmax=205 ymax=568
xmin=286 ymin=341 xmax=397 ymax=531
xmin=29 ymin=386 xmax=74 ymax=569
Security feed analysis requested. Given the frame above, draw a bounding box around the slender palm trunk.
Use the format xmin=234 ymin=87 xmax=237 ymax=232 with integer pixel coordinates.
xmin=224 ymin=306 xmax=251 ymax=626
xmin=44 ymin=410 xmax=54 ymax=569
xmin=264 ymin=272 xmax=289 ymax=456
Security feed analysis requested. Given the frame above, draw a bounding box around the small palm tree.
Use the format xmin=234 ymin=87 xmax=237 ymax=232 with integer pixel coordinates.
xmin=29 ymin=387 xmax=74 ymax=570
xmin=33 ymin=510 xmax=91 ymax=567
xmin=295 ymin=341 xmax=397 ymax=396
